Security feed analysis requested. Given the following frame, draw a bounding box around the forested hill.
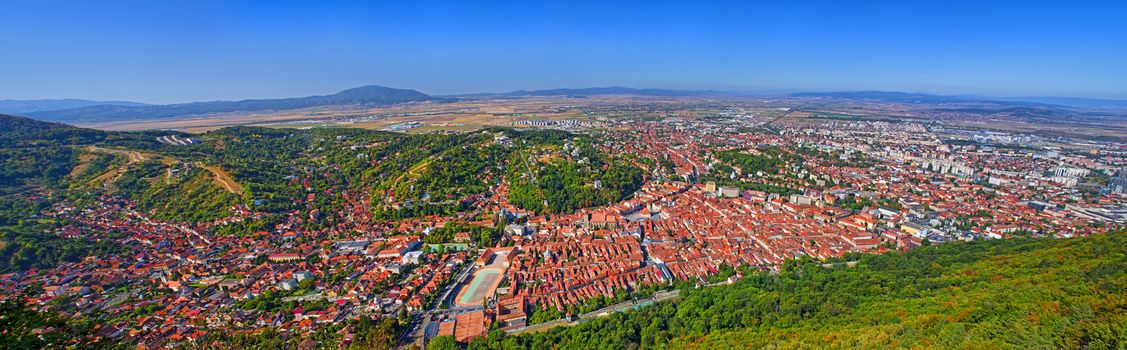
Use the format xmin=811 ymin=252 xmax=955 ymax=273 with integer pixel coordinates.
xmin=479 ymin=232 xmax=1127 ymax=349
xmin=26 ymin=85 xmax=439 ymax=123
xmin=0 ymin=117 xmax=646 ymax=272
xmin=0 ymin=115 xmax=174 ymax=189
xmin=1 ymin=114 xmax=80 ymax=133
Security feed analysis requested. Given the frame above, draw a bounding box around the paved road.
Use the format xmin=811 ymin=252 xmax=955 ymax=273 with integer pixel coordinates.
xmin=433 ymin=262 xmax=477 ymax=310
xmin=397 ymin=313 xmax=423 ymax=346
xmin=506 ymin=289 xmax=681 ymax=336
xmin=400 ymin=254 xmax=480 ymax=347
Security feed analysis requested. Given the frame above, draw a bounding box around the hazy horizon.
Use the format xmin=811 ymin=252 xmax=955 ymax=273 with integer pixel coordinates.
xmin=9 ymin=85 xmax=1127 ymax=107
xmin=3 ymin=1 xmax=1126 ymax=104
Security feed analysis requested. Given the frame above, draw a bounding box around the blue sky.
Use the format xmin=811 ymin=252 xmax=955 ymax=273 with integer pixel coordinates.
xmin=1 ymin=0 xmax=1125 ymax=103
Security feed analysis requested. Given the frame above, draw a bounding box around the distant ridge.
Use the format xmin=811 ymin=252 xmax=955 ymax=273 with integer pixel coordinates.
xmin=788 ymin=91 xmax=994 ymax=104
xmin=789 ymin=90 xmax=1127 ymax=109
xmin=27 ymin=85 xmax=439 ymax=123
xmin=990 ymin=96 xmax=1127 ymax=109
xmin=0 ymin=114 xmax=101 ymax=149
xmin=0 ymin=99 xmax=149 ymax=115
xmin=454 ymin=86 xmax=736 ymax=98
xmin=14 ymin=86 xmax=1127 ymax=124
xmin=0 ymin=114 xmax=80 ymax=133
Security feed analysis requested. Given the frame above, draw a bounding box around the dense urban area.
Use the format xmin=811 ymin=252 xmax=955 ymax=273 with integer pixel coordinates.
xmin=2 ymin=93 xmax=1126 ymax=349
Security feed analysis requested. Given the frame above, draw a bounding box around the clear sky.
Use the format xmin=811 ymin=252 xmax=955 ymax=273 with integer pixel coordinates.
xmin=2 ymin=0 xmax=1125 ymax=103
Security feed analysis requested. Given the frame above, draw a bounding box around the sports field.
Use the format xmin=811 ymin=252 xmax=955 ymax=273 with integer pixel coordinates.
xmin=456 ymin=269 xmax=502 ymax=306
xmin=454 ymin=250 xmax=510 ymax=307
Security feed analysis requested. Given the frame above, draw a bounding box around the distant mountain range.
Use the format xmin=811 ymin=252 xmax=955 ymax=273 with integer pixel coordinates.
xmin=4 ymin=86 xmax=1126 ymax=124
xmin=988 ymin=96 xmax=1127 ymax=109
xmin=786 ymin=91 xmax=1127 ymax=110
xmin=452 ymin=86 xmax=735 ymax=98
xmin=0 ymin=99 xmax=149 ymax=115
xmin=788 ymin=91 xmax=987 ymax=104
xmin=18 ymin=85 xmax=437 ymax=123
xmin=789 ymin=91 xmax=1127 ymax=120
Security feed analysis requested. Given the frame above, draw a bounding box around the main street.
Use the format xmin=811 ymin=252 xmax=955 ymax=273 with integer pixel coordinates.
xmin=399 ymin=251 xmax=482 ymax=347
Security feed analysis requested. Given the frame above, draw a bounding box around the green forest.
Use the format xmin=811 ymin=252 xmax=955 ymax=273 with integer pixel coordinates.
xmin=461 ymin=232 xmax=1126 ymax=349
xmin=0 ymin=198 xmax=121 ymax=273
xmin=0 ymin=115 xmax=646 ymax=272
xmin=506 ymin=139 xmax=644 ymax=214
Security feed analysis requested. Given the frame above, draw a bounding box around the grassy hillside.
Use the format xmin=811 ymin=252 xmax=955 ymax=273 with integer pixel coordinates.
xmin=491 ymin=233 xmax=1126 ymax=349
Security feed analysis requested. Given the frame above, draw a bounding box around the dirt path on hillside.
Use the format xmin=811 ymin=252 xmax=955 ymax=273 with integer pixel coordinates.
xmin=69 ymin=153 xmax=97 ymax=178
xmin=387 ymin=158 xmax=433 ymax=195
xmin=84 ymin=146 xmax=151 ymax=163
xmin=80 ymin=146 xmax=243 ymax=195
xmin=200 ymin=164 xmax=244 ymax=195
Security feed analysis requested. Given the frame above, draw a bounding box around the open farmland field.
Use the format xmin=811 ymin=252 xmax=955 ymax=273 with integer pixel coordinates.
xmin=68 ymin=95 xmax=712 ymax=133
